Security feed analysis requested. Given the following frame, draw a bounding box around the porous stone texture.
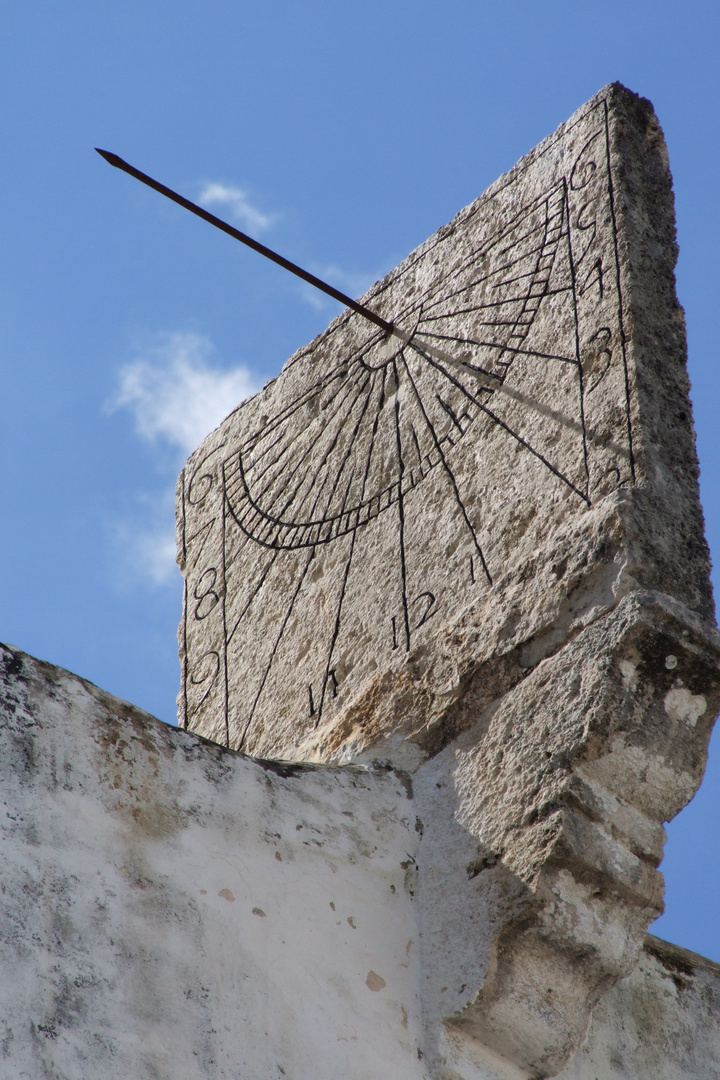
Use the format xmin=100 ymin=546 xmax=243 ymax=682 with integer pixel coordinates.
xmin=177 ymin=82 xmax=711 ymax=766
xmin=3 ymin=644 xmax=720 ymax=1079
xmin=439 ymin=936 xmax=720 ymax=1080
xmin=557 ymin=936 xmax=720 ymax=1080
xmin=0 ymin=645 xmax=422 ymax=1080
xmin=413 ymin=592 xmax=720 ymax=1076
xmin=175 ymin=83 xmax=720 ymax=1075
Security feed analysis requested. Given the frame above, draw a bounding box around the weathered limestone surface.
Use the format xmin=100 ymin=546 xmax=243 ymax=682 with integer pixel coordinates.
xmin=178 ymin=82 xmax=712 ymax=766
xmin=174 ymin=83 xmax=720 ymax=1076
xmin=0 ymin=645 xmax=422 ymax=1080
xmin=443 ymin=936 xmax=720 ymax=1080
xmin=414 ymin=592 xmax=720 ymax=1077
xmin=1 ymin=78 xmax=717 ymax=1080
xmin=557 ymin=936 xmax=720 ymax=1080
xmin=3 ymin=645 xmax=720 ymax=1079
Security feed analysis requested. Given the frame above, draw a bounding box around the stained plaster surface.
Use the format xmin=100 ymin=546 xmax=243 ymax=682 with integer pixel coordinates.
xmin=3 ymin=644 xmax=720 ymax=1079
xmin=0 ymin=644 xmax=424 ymax=1080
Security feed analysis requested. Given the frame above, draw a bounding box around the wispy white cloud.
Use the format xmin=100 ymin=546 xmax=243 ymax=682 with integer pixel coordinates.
xmin=297 ymin=263 xmax=378 ymax=313
xmin=106 ymin=332 xmax=261 ymax=587
xmin=197 ymin=182 xmax=277 ymax=234
xmin=110 ymin=491 xmax=178 ymax=588
xmin=108 ymin=331 xmax=260 ymax=458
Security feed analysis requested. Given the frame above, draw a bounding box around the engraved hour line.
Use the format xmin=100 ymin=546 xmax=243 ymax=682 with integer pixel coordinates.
xmin=423 ymin=254 xmax=569 ymax=315
xmin=220 ymin=481 xmax=230 ymax=746
xmin=234 ymin=362 xmax=371 ymax=514
xmin=256 ymin=360 xmax=373 ymax=501
xmin=245 ymin=367 xmax=390 ymax=544
xmin=302 ymin=365 xmax=383 ymax=523
xmin=437 ymin=395 xmax=465 ymax=434
xmin=185 ymin=517 xmax=215 ymax=570
xmin=315 ymin=367 xmax=388 ymax=724
xmin=408 ymin=338 xmax=591 ymax=506
xmin=419 ymin=333 xmax=580 ymax=369
xmin=237 ymin=328 xmax=383 ymax=460
xmin=420 ymin=240 xmax=560 ymax=318
xmin=419 ymin=187 xmax=565 ymax=312
xmin=237 ymin=361 xmax=351 ymax=462
xmin=238 ymin=546 xmax=316 ymax=750
xmin=303 ymin=370 xmax=376 ymax=523
xmin=493 ymin=215 xmax=561 ymax=259
xmin=249 ymin=364 xmax=374 ymax=522
xmin=419 ymin=212 xmax=565 ymax=333
xmin=391 ymin=357 xmax=411 ymax=652
xmin=561 ymin=175 xmax=592 ymax=501
xmin=601 ymin=99 xmax=635 ymax=480
xmin=181 ymin=467 xmax=189 ymax=726
xmin=431 ymin=286 xmax=570 ymax=313
xmin=227 ymin=364 xmax=383 ymax=545
xmin=224 ymin=547 xmax=280 ymax=647
xmin=313 ymin=368 xmax=378 ymax=529
xmin=400 ymin=351 xmax=492 ymax=585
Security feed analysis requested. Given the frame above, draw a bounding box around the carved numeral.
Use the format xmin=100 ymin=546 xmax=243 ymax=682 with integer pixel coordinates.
xmin=411 ymin=591 xmax=437 ymax=631
xmin=188 ymin=650 xmax=220 ymax=718
xmin=187 ymin=442 xmax=226 ymax=505
xmin=193 ymin=568 xmax=220 ymax=620
xmin=579 ymin=257 xmax=603 ymax=299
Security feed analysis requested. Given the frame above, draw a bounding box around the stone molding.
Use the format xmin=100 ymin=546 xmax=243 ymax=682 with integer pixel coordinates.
xmin=415 ymin=592 xmax=720 ymax=1076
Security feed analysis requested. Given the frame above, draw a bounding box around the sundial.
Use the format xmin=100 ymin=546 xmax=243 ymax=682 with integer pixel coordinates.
xmin=100 ymin=93 xmax=634 ymax=761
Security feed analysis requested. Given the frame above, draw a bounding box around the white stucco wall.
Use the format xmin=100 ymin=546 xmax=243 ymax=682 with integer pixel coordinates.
xmin=0 ymin=644 xmax=424 ymax=1080
xmin=3 ymin=641 xmax=720 ymax=1080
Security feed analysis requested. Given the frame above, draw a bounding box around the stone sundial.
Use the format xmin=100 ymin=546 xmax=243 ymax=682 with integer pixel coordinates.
xmin=95 ymin=85 xmax=720 ymax=1077
xmin=173 ymin=91 xmax=640 ymax=762
xmin=100 ymin=87 xmax=706 ymax=772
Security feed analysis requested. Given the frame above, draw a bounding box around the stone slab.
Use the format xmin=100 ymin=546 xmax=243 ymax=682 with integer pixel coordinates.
xmin=176 ymin=83 xmax=712 ymax=770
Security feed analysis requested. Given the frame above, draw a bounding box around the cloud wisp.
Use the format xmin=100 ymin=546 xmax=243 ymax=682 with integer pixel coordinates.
xmin=107 ymin=332 xmax=261 ymax=587
xmin=296 ymin=262 xmax=379 ymax=313
xmin=109 ymin=331 xmax=259 ymax=458
xmin=197 ymin=182 xmax=277 ymax=234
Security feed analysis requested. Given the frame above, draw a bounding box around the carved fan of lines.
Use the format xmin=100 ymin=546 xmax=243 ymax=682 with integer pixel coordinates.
xmin=224 ymin=180 xmax=587 ymax=583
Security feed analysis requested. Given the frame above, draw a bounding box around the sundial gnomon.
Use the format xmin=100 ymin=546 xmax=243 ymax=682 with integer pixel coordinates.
xmin=101 ymin=97 xmax=634 ymax=754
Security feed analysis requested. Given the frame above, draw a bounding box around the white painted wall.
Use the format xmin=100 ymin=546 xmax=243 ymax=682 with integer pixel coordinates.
xmin=3 ymin=642 xmax=720 ymax=1080
xmin=0 ymin=644 xmax=424 ymax=1080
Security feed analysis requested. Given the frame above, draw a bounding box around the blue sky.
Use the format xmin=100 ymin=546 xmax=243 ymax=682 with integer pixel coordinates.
xmin=1 ymin=2 xmax=719 ymax=958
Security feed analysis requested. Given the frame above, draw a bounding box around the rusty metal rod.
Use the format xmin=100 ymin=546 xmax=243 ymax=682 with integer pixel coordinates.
xmin=95 ymin=148 xmax=394 ymax=335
